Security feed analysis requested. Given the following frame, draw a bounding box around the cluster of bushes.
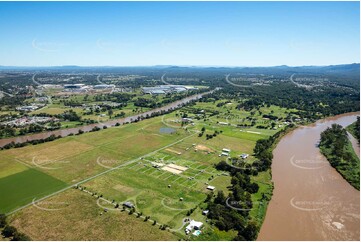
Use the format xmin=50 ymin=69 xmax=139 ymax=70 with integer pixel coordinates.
xmin=186 ymin=206 xmax=198 ymax=216
xmin=205 ymin=130 xmax=221 ymax=140
xmin=262 ymin=114 xmax=278 ymax=121
xmin=56 ymin=110 xmax=81 ymax=122
xmin=0 ymin=214 xmax=30 ymax=241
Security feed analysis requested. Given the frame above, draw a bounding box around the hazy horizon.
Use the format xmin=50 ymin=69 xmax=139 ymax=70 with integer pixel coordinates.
xmin=0 ymin=63 xmax=359 ymax=68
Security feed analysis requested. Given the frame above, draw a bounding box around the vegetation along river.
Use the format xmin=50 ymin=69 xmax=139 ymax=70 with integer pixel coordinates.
xmin=258 ymin=112 xmax=360 ymax=241
xmin=0 ymin=90 xmax=215 ymax=148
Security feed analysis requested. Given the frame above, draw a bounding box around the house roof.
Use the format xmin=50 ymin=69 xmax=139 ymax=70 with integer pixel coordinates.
xmin=186 ymin=220 xmax=203 ymax=231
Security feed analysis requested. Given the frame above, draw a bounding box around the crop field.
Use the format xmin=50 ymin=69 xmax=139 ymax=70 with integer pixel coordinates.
xmin=0 ymin=168 xmax=67 ymax=213
xmin=0 ymin=99 xmax=292 ymax=240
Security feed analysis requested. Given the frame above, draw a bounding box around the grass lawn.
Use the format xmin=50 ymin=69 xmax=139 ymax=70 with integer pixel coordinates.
xmin=0 ymin=117 xmax=190 ymax=184
xmin=0 ymin=168 xmax=67 ymax=213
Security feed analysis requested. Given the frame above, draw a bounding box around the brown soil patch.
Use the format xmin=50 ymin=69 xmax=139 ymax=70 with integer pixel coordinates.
xmin=161 ymin=164 xmax=188 ymax=174
xmin=195 ymin=144 xmax=214 ymax=153
xmin=165 ymin=148 xmax=182 ymax=155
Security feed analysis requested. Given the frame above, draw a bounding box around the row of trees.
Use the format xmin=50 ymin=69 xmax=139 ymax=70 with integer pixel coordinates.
xmin=206 ymin=126 xmax=294 ymax=240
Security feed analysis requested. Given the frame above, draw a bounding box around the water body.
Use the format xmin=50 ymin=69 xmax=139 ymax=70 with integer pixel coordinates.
xmin=258 ymin=112 xmax=360 ymax=241
xmin=159 ymin=127 xmax=176 ymax=134
xmin=0 ymin=90 xmax=216 ymax=148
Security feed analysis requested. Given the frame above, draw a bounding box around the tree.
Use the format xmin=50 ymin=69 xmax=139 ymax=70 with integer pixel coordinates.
xmin=0 ymin=214 xmax=6 ymax=228
xmin=243 ymin=222 xmax=258 ymax=241
xmin=12 ymin=232 xmax=31 ymax=241
xmin=108 ymin=109 xmax=113 ymax=118
xmin=2 ymin=225 xmax=17 ymax=237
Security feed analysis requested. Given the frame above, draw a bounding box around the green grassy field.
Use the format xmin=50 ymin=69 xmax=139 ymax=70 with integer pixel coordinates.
xmin=0 ymin=98 xmax=295 ymax=240
xmin=346 ymin=119 xmax=360 ymax=143
xmin=0 ymin=168 xmax=67 ymax=213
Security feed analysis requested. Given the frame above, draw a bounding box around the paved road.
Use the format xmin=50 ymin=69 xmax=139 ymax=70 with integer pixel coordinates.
xmin=161 ymin=73 xmax=171 ymax=85
xmin=6 ymin=131 xmax=198 ymax=216
xmin=225 ymin=74 xmax=252 ymax=88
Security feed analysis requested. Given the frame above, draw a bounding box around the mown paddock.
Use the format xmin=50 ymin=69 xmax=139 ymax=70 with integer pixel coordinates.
xmin=0 ymin=168 xmax=67 ymax=213
xmin=0 ymin=156 xmax=28 ymax=179
xmin=79 ymin=145 xmax=230 ymax=229
xmin=8 ymin=189 xmax=177 ymax=241
xmin=80 ymin=146 xmax=225 ymax=226
xmin=0 ymin=116 xmax=191 ymax=213
xmin=3 ymin=99 xmax=286 ymax=239
xmin=82 ymin=164 xmax=208 ymax=229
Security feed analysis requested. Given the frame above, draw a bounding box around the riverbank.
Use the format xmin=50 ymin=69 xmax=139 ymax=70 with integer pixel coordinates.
xmin=258 ymin=112 xmax=360 ymax=240
xmin=319 ymin=124 xmax=360 ymax=190
xmin=0 ymin=89 xmax=216 ymax=149
xmin=253 ymin=124 xmax=298 ymax=236
xmin=346 ymin=117 xmax=360 ymax=143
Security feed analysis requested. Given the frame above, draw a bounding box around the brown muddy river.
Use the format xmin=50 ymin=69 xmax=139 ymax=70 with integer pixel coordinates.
xmin=0 ymin=90 xmax=215 ymax=148
xmin=258 ymin=112 xmax=360 ymax=241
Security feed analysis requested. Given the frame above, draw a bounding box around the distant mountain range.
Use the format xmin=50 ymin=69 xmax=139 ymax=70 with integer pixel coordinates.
xmin=0 ymin=63 xmax=359 ymax=77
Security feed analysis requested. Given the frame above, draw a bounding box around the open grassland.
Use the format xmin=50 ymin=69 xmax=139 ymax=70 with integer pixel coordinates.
xmin=0 ymin=168 xmax=67 ymax=213
xmin=0 ymin=116 xmax=189 ymax=183
xmin=0 ymin=157 xmax=28 ymax=179
xmin=1 ymin=99 xmax=294 ymax=240
xmin=0 ymin=116 xmax=190 ymax=213
xmin=8 ymin=189 xmax=177 ymax=241
xmin=81 ymin=146 xmax=227 ymax=230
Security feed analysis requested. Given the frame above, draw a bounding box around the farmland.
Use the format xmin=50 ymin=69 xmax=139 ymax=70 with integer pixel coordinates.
xmin=0 ymin=96 xmax=297 ymax=240
xmin=9 ymin=189 xmax=177 ymax=241
xmin=0 ymin=168 xmax=67 ymax=214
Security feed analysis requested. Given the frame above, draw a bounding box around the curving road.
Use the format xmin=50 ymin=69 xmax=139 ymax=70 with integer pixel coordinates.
xmin=225 ymin=74 xmax=252 ymax=88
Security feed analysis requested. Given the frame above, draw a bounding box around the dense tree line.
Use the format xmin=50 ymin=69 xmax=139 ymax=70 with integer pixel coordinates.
xmin=199 ymin=81 xmax=359 ymax=121
xmin=206 ymin=126 xmax=294 ymax=240
xmin=206 ymin=171 xmax=259 ymax=240
xmin=320 ymin=124 xmax=360 ymax=189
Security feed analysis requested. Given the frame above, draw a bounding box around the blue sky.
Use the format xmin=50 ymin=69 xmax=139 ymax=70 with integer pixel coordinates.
xmin=0 ymin=1 xmax=359 ymax=66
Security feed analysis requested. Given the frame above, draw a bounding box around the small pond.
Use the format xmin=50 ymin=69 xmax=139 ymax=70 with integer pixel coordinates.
xmin=159 ymin=127 xmax=176 ymax=134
